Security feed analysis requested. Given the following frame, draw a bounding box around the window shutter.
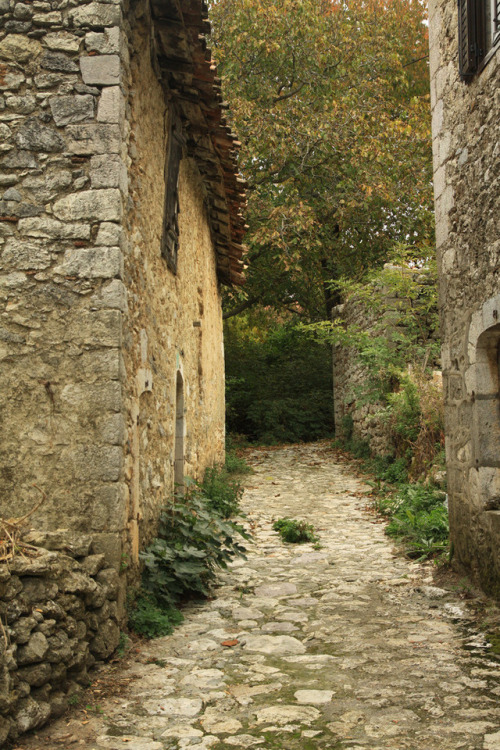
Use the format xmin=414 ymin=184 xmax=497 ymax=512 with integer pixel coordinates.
xmin=458 ymin=0 xmax=478 ymax=76
xmin=162 ymin=107 xmax=184 ymax=273
xmin=494 ymin=0 xmax=500 ymax=45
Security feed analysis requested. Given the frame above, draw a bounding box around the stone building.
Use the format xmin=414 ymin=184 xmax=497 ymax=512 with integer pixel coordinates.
xmin=429 ymin=0 xmax=499 ymax=593
xmin=0 ymin=1 xmax=245 ymax=587
xmin=0 ymin=0 xmax=246 ymax=737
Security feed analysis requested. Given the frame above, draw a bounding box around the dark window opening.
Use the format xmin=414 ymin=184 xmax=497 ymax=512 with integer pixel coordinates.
xmin=174 ymin=370 xmax=185 ymax=492
xmin=162 ymin=106 xmax=185 ymax=273
xmin=459 ymin=0 xmax=500 ymax=77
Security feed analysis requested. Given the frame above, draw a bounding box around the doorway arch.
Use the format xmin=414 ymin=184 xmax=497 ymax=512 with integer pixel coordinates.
xmin=469 ymin=297 xmax=500 ymax=510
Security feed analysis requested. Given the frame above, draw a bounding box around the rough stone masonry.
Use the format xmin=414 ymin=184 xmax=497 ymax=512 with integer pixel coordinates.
xmin=429 ymin=0 xmax=500 ymax=595
xmin=0 ymin=0 xmax=245 ymax=742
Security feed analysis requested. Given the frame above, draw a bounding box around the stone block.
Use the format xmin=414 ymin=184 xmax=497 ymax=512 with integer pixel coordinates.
xmin=482 ymin=294 xmax=500 ymax=331
xmin=18 ymin=217 xmax=90 ymax=240
xmin=17 ymin=632 xmax=49 ymax=665
xmin=80 ymin=54 xmax=120 ymax=86
xmin=85 ymin=27 xmax=121 ymax=55
xmin=90 ymin=153 xmax=127 ymax=192
xmin=1 ymin=149 xmax=36 ymax=168
xmin=54 ymin=247 xmax=123 ymax=279
xmin=433 ymin=164 xmax=446 ymax=200
xmin=49 ymin=95 xmax=95 ymax=127
xmin=97 ymin=85 xmax=123 ymax=123
xmin=476 ymin=400 xmax=500 ymax=468
xmin=41 ymin=51 xmax=79 ymax=73
xmin=470 ymin=466 xmax=500 ymax=509
xmin=0 ymin=66 xmax=25 ymax=91
xmin=91 ymin=532 xmax=123 ymax=569
xmin=66 ymin=123 xmax=121 ymax=155
xmin=1 ymin=237 xmax=51 ymax=270
xmin=14 ymin=696 xmax=51 ymax=733
xmin=99 ymin=412 xmax=126 ymax=445
xmin=32 ymin=11 xmax=62 ymax=26
xmin=69 ymin=3 xmax=121 ymax=29
xmin=89 ymin=617 xmax=119 ymax=658
xmin=81 ymin=554 xmax=106 ymax=577
xmin=96 ymin=221 xmax=122 ymax=246
xmin=80 ymin=349 xmax=122 ymax=381
xmin=15 ymin=118 xmax=64 ymax=153
xmin=53 ymin=189 xmax=122 ymax=222
xmin=60 ymin=382 xmax=122 ymax=415
xmin=91 ymin=278 xmax=128 ymax=312
xmin=70 ymin=444 xmax=123 ymax=482
xmin=17 ymin=663 xmax=51 ymax=688
xmin=90 ymin=483 xmax=128 ymax=532
xmin=0 ymin=34 xmax=42 ymax=63
xmin=65 ymin=309 xmax=123 ymax=348
xmin=44 ymin=31 xmax=81 ymax=53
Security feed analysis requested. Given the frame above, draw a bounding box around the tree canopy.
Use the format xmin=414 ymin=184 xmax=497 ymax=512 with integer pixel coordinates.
xmin=211 ymin=0 xmax=434 ymax=320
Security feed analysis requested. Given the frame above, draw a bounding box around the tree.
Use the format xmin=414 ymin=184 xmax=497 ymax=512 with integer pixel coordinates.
xmin=211 ymin=0 xmax=434 ymax=321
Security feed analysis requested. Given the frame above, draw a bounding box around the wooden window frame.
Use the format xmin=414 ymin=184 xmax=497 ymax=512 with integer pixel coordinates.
xmin=161 ymin=105 xmax=185 ymax=273
xmin=459 ymin=0 xmax=500 ymax=78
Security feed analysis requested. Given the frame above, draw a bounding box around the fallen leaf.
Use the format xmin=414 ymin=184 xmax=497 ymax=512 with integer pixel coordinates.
xmin=221 ymin=639 xmax=239 ymax=647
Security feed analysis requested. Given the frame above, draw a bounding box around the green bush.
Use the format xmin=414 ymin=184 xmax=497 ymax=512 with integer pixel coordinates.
xmin=139 ymin=486 xmax=249 ymax=612
xmin=225 ymin=316 xmax=334 ymax=444
xmin=199 ymin=465 xmax=243 ymax=518
xmin=365 ymin=454 xmax=409 ymax=485
xmin=224 ymin=443 xmax=253 ymax=475
xmin=376 ymin=483 xmax=448 ymax=559
xmin=128 ymin=593 xmax=183 ymax=639
xmin=129 ymin=469 xmax=251 ymax=638
xmin=273 ymin=517 xmax=318 ymax=544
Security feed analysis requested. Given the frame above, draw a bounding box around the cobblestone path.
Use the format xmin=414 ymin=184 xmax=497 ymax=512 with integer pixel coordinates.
xmin=21 ymin=443 xmax=500 ymax=750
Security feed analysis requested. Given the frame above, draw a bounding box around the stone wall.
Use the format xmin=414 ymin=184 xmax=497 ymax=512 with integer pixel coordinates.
xmin=0 ymin=0 xmax=130 ymax=572
xmin=0 ymin=535 xmax=120 ymax=746
xmin=332 ymin=266 xmax=438 ymax=457
xmin=0 ymin=0 xmax=225 ymax=571
xmin=429 ymin=0 xmax=500 ymax=595
xmin=123 ymin=2 xmax=225 ymax=562
xmin=0 ymin=0 xmax=229 ymax=740
xmin=332 ymin=300 xmax=392 ymax=456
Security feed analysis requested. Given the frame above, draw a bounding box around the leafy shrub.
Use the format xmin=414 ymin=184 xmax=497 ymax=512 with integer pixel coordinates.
xmin=128 ymin=593 xmax=183 ymax=639
xmin=128 ymin=468 xmax=251 ymax=638
xmin=199 ymin=465 xmax=243 ymax=518
xmin=224 ymin=443 xmax=253 ymax=475
xmin=385 ymin=371 xmax=444 ymax=479
xmin=376 ymin=483 xmax=448 ymax=559
xmin=273 ymin=517 xmax=318 ymax=544
xmin=140 ymin=486 xmax=249 ymax=612
xmin=365 ymin=454 xmax=409 ymax=485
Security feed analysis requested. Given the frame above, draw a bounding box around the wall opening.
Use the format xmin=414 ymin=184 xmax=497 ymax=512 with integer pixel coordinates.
xmin=174 ymin=370 xmax=185 ymax=492
xmin=473 ymin=322 xmax=500 ymax=509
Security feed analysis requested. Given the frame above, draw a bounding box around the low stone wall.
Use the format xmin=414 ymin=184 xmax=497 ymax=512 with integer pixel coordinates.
xmin=332 ymin=266 xmax=438 ymax=457
xmin=0 ymin=533 xmax=121 ymax=746
xmin=332 ymin=300 xmax=393 ymax=456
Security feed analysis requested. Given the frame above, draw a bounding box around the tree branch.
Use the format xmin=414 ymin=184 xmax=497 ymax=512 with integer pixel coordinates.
xmin=223 ymin=294 xmax=260 ymax=319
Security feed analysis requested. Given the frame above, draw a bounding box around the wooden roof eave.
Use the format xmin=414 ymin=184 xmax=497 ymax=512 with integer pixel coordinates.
xmin=150 ymin=0 xmax=247 ymax=286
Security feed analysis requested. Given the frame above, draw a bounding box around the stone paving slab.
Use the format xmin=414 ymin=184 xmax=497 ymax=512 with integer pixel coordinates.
xmin=16 ymin=443 xmax=500 ymax=749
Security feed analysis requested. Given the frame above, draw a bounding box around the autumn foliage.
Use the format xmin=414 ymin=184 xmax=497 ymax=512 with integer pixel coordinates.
xmin=211 ymin=0 xmax=433 ymax=320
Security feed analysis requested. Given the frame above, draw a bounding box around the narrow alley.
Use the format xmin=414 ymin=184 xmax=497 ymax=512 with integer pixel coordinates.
xmin=18 ymin=443 xmax=500 ymax=750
